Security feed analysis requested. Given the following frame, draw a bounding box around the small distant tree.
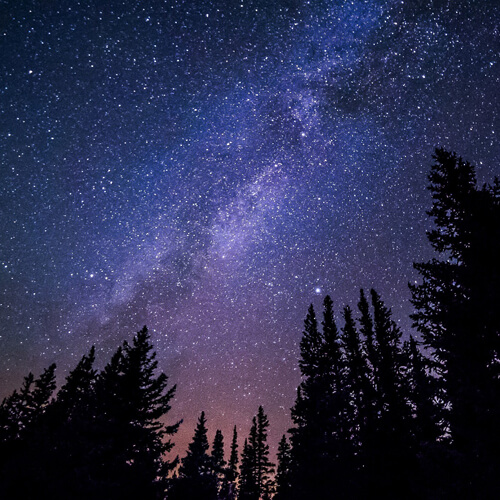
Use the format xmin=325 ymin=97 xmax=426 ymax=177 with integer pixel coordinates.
xmin=211 ymin=429 xmax=225 ymax=494
xmin=220 ymin=425 xmax=239 ymax=500
xmin=238 ymin=438 xmax=258 ymax=500
xmin=275 ymin=435 xmax=292 ymax=500
xmin=256 ymin=406 xmax=274 ymax=497
xmin=239 ymin=404 xmax=275 ymax=500
xmin=170 ymin=411 xmax=217 ymax=500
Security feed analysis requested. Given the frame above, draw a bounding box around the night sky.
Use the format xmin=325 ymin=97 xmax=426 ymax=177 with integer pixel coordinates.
xmin=1 ymin=0 xmax=499 ymax=459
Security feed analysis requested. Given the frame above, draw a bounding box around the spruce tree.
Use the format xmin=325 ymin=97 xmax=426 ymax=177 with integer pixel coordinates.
xmin=211 ymin=429 xmax=225 ymax=495
xmin=38 ymin=348 xmax=99 ymax=499
xmin=275 ymin=435 xmax=292 ymax=500
xmin=171 ymin=411 xmax=217 ymax=500
xmin=254 ymin=406 xmax=274 ymax=497
xmin=403 ymin=336 xmax=440 ymax=447
xmin=220 ymin=425 xmax=239 ymax=500
xmin=238 ymin=438 xmax=258 ymax=500
xmin=368 ymin=291 xmax=413 ymax=497
xmin=289 ymin=304 xmax=327 ymax=498
xmin=92 ymin=327 xmax=180 ymax=499
xmin=289 ymin=299 xmax=350 ymax=499
xmin=55 ymin=346 xmax=97 ymax=416
xmin=371 ymin=289 xmax=406 ymax=415
xmin=0 ymin=364 xmax=57 ymax=498
xmin=227 ymin=425 xmax=239 ymax=482
xmin=410 ymin=149 xmax=500 ymax=496
xmin=341 ymin=304 xmax=372 ymax=442
xmin=298 ymin=304 xmax=323 ymax=378
xmin=358 ymin=288 xmax=377 ymax=382
xmin=0 ymin=363 xmax=57 ymax=442
xmin=239 ymin=407 xmax=274 ymax=499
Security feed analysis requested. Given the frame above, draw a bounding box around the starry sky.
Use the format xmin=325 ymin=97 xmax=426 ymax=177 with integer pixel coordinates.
xmin=1 ymin=0 xmax=499 ymax=459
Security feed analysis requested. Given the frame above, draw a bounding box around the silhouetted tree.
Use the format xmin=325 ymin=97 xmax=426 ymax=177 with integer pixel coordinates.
xmin=289 ymin=299 xmax=351 ymax=499
xmin=38 ymin=347 xmax=98 ymax=499
xmin=0 ymin=364 xmax=57 ymax=498
xmin=0 ymin=327 xmax=178 ymax=500
xmin=341 ymin=305 xmax=372 ymax=447
xmin=365 ymin=291 xmax=413 ymax=497
xmin=410 ymin=149 xmax=500 ymax=497
xmin=289 ymin=304 xmax=326 ymax=498
xmin=170 ymin=411 xmax=217 ymax=500
xmin=220 ymin=425 xmax=239 ymax=500
xmin=0 ymin=363 xmax=56 ymax=444
xmin=211 ymin=429 xmax=225 ymax=495
xmin=401 ymin=335 xmax=443 ymax=497
xmin=91 ymin=327 xmax=179 ymax=499
xmin=275 ymin=435 xmax=292 ymax=500
xmin=358 ymin=289 xmax=377 ymax=378
xmin=56 ymin=346 xmax=97 ymax=416
xmin=254 ymin=406 xmax=274 ymax=497
xmin=238 ymin=438 xmax=258 ymax=500
xmin=403 ymin=336 xmax=440 ymax=447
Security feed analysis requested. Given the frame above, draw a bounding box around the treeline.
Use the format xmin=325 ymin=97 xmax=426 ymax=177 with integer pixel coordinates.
xmin=1 ymin=149 xmax=499 ymax=498
xmin=0 ymin=327 xmax=180 ymax=499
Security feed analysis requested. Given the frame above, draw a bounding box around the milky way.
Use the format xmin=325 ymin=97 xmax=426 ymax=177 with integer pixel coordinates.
xmin=1 ymin=0 xmax=499 ymax=457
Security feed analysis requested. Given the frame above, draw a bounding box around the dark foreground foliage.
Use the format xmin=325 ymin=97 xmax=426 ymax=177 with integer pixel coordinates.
xmin=0 ymin=327 xmax=180 ymax=500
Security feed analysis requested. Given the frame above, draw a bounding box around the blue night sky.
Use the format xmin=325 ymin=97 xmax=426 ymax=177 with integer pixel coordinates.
xmin=1 ymin=0 xmax=499 ymax=456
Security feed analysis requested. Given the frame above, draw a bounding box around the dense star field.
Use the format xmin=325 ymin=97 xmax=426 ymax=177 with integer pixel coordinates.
xmin=1 ymin=0 xmax=499 ymax=457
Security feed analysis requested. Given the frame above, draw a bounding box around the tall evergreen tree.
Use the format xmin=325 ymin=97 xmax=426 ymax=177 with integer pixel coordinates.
xmin=322 ymin=296 xmax=347 ymax=436
xmin=290 ymin=299 xmax=351 ymax=499
xmin=227 ymin=425 xmax=239 ymax=482
xmin=289 ymin=304 xmax=327 ymax=498
xmin=104 ymin=327 xmax=179 ymax=498
xmin=371 ymin=289 xmax=406 ymax=417
xmin=368 ymin=291 xmax=413 ymax=497
xmin=298 ymin=304 xmax=323 ymax=378
xmin=239 ymin=407 xmax=273 ymax=499
xmin=211 ymin=429 xmax=225 ymax=495
xmin=220 ymin=425 xmax=238 ymax=500
xmin=254 ymin=406 xmax=274 ymax=497
xmin=403 ymin=336 xmax=440 ymax=447
xmin=38 ymin=348 xmax=99 ymax=499
xmin=238 ymin=438 xmax=258 ymax=500
xmin=410 ymin=149 xmax=500 ymax=496
xmin=341 ymin=305 xmax=372 ymax=445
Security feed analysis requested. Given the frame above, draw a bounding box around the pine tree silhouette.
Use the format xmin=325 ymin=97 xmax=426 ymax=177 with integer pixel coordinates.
xmin=275 ymin=434 xmax=292 ymax=500
xmin=211 ymin=429 xmax=225 ymax=496
xmin=219 ymin=425 xmax=238 ymax=500
xmin=0 ymin=364 xmax=57 ymax=499
xmin=238 ymin=437 xmax=258 ymax=500
xmin=410 ymin=149 xmax=500 ymax=497
xmin=290 ymin=299 xmax=351 ymax=499
xmin=254 ymin=406 xmax=274 ymax=497
xmin=170 ymin=411 xmax=217 ymax=500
